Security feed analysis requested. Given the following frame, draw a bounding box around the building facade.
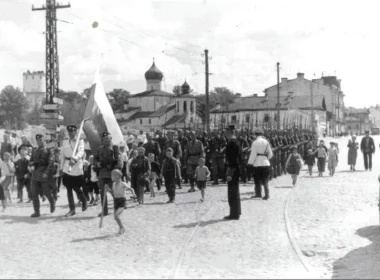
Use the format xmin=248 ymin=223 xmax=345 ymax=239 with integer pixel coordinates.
xmin=345 ymin=107 xmax=373 ymax=135
xmin=210 ymin=94 xmax=327 ymax=136
xmin=117 ymin=60 xmax=201 ymax=133
xmin=264 ymin=73 xmax=345 ymax=135
xmin=23 ymin=70 xmax=46 ymax=125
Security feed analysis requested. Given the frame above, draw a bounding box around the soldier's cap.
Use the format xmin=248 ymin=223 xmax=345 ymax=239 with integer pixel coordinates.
xmin=36 ymin=134 xmax=44 ymax=140
xmin=67 ymin=125 xmax=77 ymax=132
xmin=11 ymin=132 xmax=17 ymax=137
xmin=292 ymin=145 xmax=298 ymax=150
xmin=330 ymin=142 xmax=335 ymax=145
xmin=54 ymin=147 xmax=61 ymax=153
xmin=225 ymin=125 xmax=235 ymax=131
xmin=365 ymin=130 xmax=369 ymax=133
xmin=307 ymin=149 xmax=313 ymax=154
xmin=102 ymin=132 xmax=111 ymax=138
xmin=177 ymin=129 xmax=183 ymax=132
xmin=167 ymin=130 xmax=175 ymax=135
xmin=254 ymin=127 xmax=264 ymax=134
xmin=166 ymin=147 xmax=173 ymax=153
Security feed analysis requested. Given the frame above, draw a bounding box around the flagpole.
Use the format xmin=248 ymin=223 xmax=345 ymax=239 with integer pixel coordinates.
xmin=68 ymin=119 xmax=85 ymax=172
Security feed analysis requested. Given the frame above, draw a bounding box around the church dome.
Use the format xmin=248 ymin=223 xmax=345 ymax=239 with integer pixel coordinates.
xmin=182 ymin=80 xmax=190 ymax=94
xmin=145 ymin=60 xmax=163 ymax=81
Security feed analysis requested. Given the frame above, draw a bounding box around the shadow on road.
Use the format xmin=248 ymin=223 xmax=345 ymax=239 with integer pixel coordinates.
xmin=337 ymin=170 xmax=367 ymax=173
xmin=332 ymin=225 xmax=380 ymax=279
xmin=70 ymin=233 xmax=120 ymax=243
xmin=0 ymin=214 xmax=98 ymax=225
xmin=173 ymin=218 xmax=230 ymax=229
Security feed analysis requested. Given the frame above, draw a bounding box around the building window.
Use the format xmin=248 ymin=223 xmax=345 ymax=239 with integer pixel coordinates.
xmin=190 ymin=101 xmax=194 ymax=113
xmin=177 ymin=101 xmax=179 ymax=113
xmin=190 ymin=117 xmax=193 ymax=123
xmin=149 ymin=119 xmax=151 ymax=124
xmin=183 ymin=101 xmax=187 ymax=113
xmin=231 ymin=115 xmax=237 ymax=122
xmin=140 ymin=119 xmax=143 ymax=125
xmin=245 ymin=115 xmax=250 ymax=123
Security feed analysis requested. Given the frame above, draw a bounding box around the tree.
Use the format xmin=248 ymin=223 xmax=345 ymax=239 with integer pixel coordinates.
xmin=59 ymin=89 xmax=87 ymax=126
xmin=107 ymin=88 xmax=130 ymax=111
xmin=195 ymin=87 xmax=236 ymax=123
xmin=0 ymin=85 xmax=30 ymax=129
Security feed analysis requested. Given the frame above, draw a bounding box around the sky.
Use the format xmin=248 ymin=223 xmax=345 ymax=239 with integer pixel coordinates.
xmin=0 ymin=0 xmax=380 ymax=108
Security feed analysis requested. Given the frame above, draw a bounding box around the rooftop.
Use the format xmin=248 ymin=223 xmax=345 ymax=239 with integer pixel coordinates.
xmin=149 ymin=103 xmax=176 ymax=117
xmin=163 ymin=114 xmax=187 ymax=127
xmin=114 ymin=107 xmax=140 ymax=114
xmin=129 ymin=90 xmax=175 ymax=98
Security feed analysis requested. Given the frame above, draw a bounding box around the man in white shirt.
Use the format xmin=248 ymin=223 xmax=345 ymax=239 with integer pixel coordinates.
xmin=248 ymin=127 xmax=273 ymax=200
xmin=60 ymin=125 xmax=87 ymax=217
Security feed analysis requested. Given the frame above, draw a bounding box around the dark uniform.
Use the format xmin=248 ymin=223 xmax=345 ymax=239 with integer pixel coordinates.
xmin=29 ymin=134 xmax=55 ymax=217
xmin=224 ymin=126 xmax=241 ymax=220
xmin=177 ymin=133 xmax=189 ymax=183
xmin=185 ymin=134 xmax=205 ymax=191
xmin=209 ymin=135 xmax=226 ymax=184
xmin=94 ymin=132 xmax=122 ymax=216
xmin=238 ymin=136 xmax=249 ymax=183
xmin=161 ymin=150 xmax=181 ymax=203
xmin=163 ymin=133 xmax=182 ymax=188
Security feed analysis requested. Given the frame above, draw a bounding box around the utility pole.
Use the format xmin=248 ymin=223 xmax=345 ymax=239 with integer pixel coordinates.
xmin=204 ymin=49 xmax=211 ymax=135
xmin=33 ymin=0 xmax=70 ymax=104
xmin=33 ymin=0 xmax=69 ymax=148
xmin=276 ymin=62 xmax=280 ymax=130
xmin=310 ymin=82 xmax=314 ymax=133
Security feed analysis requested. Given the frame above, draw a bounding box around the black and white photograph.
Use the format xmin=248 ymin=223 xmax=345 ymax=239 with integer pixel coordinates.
xmin=0 ymin=0 xmax=379 ymax=278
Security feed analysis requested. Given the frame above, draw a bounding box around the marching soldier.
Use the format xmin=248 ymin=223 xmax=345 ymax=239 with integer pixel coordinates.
xmin=280 ymin=131 xmax=290 ymax=175
xmin=185 ymin=131 xmax=205 ymax=192
xmin=224 ymin=125 xmax=241 ymax=220
xmin=94 ymin=132 xmax=122 ymax=217
xmin=60 ymin=125 xmax=87 ymax=217
xmin=274 ymin=130 xmax=282 ymax=177
xmin=238 ymin=132 xmax=249 ymax=184
xmin=29 ymin=134 xmax=56 ymax=218
xmin=177 ymin=129 xmax=189 ymax=184
xmin=209 ymin=131 xmax=226 ymax=185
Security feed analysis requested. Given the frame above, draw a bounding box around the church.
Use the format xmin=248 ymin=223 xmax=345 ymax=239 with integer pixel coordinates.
xmin=116 ymin=60 xmax=202 ymax=133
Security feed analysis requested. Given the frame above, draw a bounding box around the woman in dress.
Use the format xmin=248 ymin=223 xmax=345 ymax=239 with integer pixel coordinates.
xmin=347 ymin=135 xmax=359 ymax=171
xmin=286 ymin=146 xmax=303 ymax=187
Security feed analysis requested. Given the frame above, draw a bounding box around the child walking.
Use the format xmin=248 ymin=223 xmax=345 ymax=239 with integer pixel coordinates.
xmin=328 ymin=142 xmax=338 ymax=176
xmin=305 ymin=149 xmax=316 ymax=177
xmin=285 ymin=146 xmax=303 ymax=187
xmin=109 ymin=169 xmax=136 ymax=235
xmin=194 ymin=158 xmax=210 ymax=202
xmin=148 ymin=153 xmax=160 ymax=198
xmin=316 ymin=142 xmax=328 ymax=177
xmin=161 ymin=148 xmax=181 ymax=204
xmin=0 ymin=152 xmax=15 ymax=203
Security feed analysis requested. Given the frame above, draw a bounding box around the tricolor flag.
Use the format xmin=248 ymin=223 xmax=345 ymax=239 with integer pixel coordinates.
xmin=81 ymin=71 xmax=125 ymax=155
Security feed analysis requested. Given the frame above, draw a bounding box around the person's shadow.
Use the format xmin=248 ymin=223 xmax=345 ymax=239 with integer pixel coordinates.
xmin=332 ymin=225 xmax=380 ymax=279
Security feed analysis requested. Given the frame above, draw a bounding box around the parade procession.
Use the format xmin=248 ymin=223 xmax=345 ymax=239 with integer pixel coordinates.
xmin=1 ymin=0 xmax=380 ymax=279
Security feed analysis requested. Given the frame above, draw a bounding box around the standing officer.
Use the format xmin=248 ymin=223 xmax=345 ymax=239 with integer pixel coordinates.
xmin=29 ymin=134 xmax=55 ymax=218
xmin=60 ymin=125 xmax=87 ymax=217
xmin=185 ymin=131 xmax=205 ymax=192
xmin=224 ymin=125 xmax=241 ymax=220
xmin=248 ymin=127 xmax=273 ymax=200
xmin=94 ymin=132 xmax=122 ymax=216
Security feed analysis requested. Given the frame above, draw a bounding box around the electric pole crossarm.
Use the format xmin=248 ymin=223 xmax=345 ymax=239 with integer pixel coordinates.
xmin=32 ymin=3 xmax=71 ymax=11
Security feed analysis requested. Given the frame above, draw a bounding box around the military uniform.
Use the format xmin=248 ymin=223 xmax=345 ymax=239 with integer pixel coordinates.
xmin=224 ymin=126 xmax=241 ymax=220
xmin=238 ymin=136 xmax=249 ymax=183
xmin=29 ymin=134 xmax=55 ymax=217
xmin=209 ymin=135 xmax=226 ymax=184
xmin=177 ymin=133 xmax=189 ymax=183
xmin=94 ymin=132 xmax=122 ymax=216
xmin=185 ymin=135 xmax=205 ymax=191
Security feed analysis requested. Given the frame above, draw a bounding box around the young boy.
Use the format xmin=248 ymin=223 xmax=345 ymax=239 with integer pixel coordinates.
xmin=85 ymin=155 xmax=100 ymax=205
xmin=0 ymin=152 xmax=15 ymax=203
xmin=109 ymin=169 xmax=136 ymax=234
xmin=148 ymin=153 xmax=160 ymax=198
xmin=161 ymin=148 xmax=181 ymax=204
xmin=194 ymin=158 xmax=210 ymax=202
xmin=14 ymin=148 xmax=31 ymax=203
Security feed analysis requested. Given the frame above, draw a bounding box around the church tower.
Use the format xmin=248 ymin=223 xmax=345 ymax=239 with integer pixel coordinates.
xmin=144 ymin=59 xmax=163 ymax=91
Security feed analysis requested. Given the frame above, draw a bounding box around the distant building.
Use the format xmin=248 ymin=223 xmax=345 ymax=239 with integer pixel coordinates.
xmin=369 ymin=105 xmax=380 ymax=129
xmin=117 ymin=60 xmax=201 ymax=133
xmin=345 ymin=107 xmax=373 ymax=135
xmin=210 ymin=93 xmax=327 ymax=136
xmin=264 ymin=73 xmax=345 ymax=136
xmin=23 ymin=70 xmax=46 ymax=124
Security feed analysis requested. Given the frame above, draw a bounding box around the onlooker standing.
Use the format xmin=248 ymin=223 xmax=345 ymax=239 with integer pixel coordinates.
xmin=0 ymin=152 xmax=15 ymax=203
xmin=328 ymin=142 xmax=338 ymax=176
xmin=316 ymin=142 xmax=328 ymax=177
xmin=305 ymin=149 xmax=316 ymax=177
xmin=1 ymin=133 xmax=13 ymax=160
xmin=360 ymin=130 xmax=375 ymax=171
xmin=347 ymin=135 xmax=359 ymax=171
xmin=285 ymin=146 xmax=303 ymax=187
xmin=14 ymin=148 xmax=31 ymax=203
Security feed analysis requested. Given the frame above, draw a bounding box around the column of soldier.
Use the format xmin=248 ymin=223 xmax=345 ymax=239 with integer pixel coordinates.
xmin=0 ymin=124 xmax=318 ymax=233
